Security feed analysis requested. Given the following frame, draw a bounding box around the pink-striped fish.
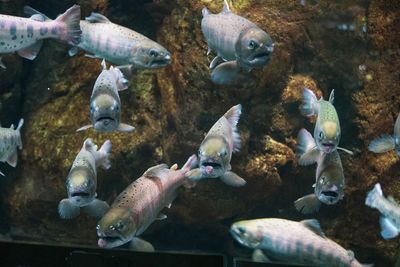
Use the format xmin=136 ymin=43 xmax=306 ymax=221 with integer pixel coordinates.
xmin=96 ymin=155 xmax=197 ymax=251
xmin=0 ymin=5 xmax=81 ymax=68
xmin=230 ymin=218 xmax=372 ymax=267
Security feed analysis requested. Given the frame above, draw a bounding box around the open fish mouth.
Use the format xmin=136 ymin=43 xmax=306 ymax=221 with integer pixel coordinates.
xmin=321 ymin=190 xmax=339 ymax=198
xmin=151 ymin=59 xmax=171 ymax=67
xmin=97 ymin=235 xmax=123 ymax=247
xmin=201 ymin=162 xmax=222 ymax=168
xmin=71 ymin=191 xmax=90 ymax=197
xmin=97 ymin=116 xmax=115 ymax=122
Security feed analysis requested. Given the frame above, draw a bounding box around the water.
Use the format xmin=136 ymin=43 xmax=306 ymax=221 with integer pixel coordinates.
xmin=0 ymin=0 xmax=399 ymax=266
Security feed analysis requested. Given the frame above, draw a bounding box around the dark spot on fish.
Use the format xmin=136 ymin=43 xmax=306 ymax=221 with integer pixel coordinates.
xmin=27 ymin=25 xmax=34 ymax=38
xmin=51 ymin=27 xmax=59 ymax=35
xmin=20 ymin=35 xmax=24 ymax=39
xmin=40 ymin=27 xmax=48 ymax=36
xmin=9 ymin=23 xmax=16 ymax=36
xmin=11 ymin=35 xmax=16 ymax=40
xmin=0 ymin=42 xmax=4 ymax=46
xmin=0 ymin=20 xmax=5 ymax=29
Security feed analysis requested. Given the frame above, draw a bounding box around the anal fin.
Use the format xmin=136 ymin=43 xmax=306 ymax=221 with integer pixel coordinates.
xmin=17 ymin=40 xmax=43 ymax=60
xmin=252 ymin=249 xmax=270 ymax=263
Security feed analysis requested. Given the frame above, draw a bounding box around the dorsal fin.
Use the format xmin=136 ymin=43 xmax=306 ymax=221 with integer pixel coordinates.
xmin=223 ymin=104 xmax=242 ymax=152
xmin=222 ymin=0 xmax=231 ymax=13
xmin=328 ymin=89 xmax=335 ymax=104
xmin=143 ymin=164 xmax=169 ymax=177
xmin=85 ymin=13 xmax=111 ymax=23
xmin=300 ymin=219 xmax=326 ymax=237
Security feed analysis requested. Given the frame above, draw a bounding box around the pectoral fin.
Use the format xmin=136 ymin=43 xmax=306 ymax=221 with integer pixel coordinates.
xmin=368 ymin=135 xmax=395 ymax=153
xmin=129 ymin=237 xmax=155 ymax=252
xmin=220 ymin=171 xmax=246 ymax=187
xmin=58 ymin=199 xmax=80 ymax=219
xmin=76 ymin=125 xmax=93 ymax=132
xmin=211 ymin=61 xmax=242 ymax=85
xmin=17 ymin=40 xmax=43 ymax=60
xmin=185 ymin=168 xmax=203 ymax=181
xmin=6 ymin=150 xmax=18 ymax=167
xmin=252 ymin=249 xmax=270 ymax=263
xmin=0 ymin=57 xmax=5 ymax=69
xmin=380 ymin=216 xmax=399 ymax=239
xmin=298 ymin=147 xmax=320 ymax=166
xmin=294 ymin=194 xmax=321 ymax=214
xmin=117 ymin=123 xmax=135 ymax=132
xmin=82 ymin=199 xmax=110 ymax=218
xmin=84 ymin=53 xmax=102 ymax=59
xmin=337 ymin=146 xmax=354 ymax=155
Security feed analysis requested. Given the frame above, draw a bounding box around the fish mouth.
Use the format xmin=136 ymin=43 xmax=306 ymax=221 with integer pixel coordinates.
xmin=97 ymin=116 xmax=115 ymax=122
xmin=150 ymin=59 xmax=171 ymax=67
xmin=97 ymin=236 xmax=123 ymax=248
xmin=201 ymin=162 xmax=222 ymax=168
xmin=71 ymin=191 xmax=90 ymax=197
xmin=321 ymin=190 xmax=338 ymax=198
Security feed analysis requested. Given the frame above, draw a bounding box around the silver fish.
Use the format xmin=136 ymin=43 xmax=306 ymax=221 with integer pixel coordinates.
xmin=366 ymin=183 xmax=400 ymax=240
xmin=0 ymin=5 xmax=81 ymax=69
xmin=96 ymin=155 xmax=197 ymax=251
xmin=67 ymin=12 xmax=171 ymax=69
xmin=368 ymin=112 xmax=400 ymax=156
xmin=201 ymin=0 xmax=274 ymax=85
xmin=294 ymin=129 xmax=345 ymax=214
xmin=77 ymin=60 xmax=134 ymax=133
xmin=58 ymin=138 xmax=111 ymax=219
xmin=230 ymin=218 xmax=372 ymax=267
xmin=299 ymin=88 xmax=353 ymax=165
xmin=0 ymin=119 xmax=23 ymax=176
xmin=186 ymin=104 xmax=246 ymax=187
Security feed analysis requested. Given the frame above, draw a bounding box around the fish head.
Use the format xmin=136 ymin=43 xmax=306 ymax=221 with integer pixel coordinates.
xmin=66 ymin=167 xmax=96 ymax=207
xmin=235 ymin=27 xmax=274 ymax=68
xmin=90 ymin=94 xmax=120 ymax=132
xmin=230 ymin=220 xmax=263 ymax=249
xmin=315 ymin=170 xmax=345 ymax=205
xmin=315 ymin=121 xmax=340 ymax=153
xmin=96 ymin=207 xmax=136 ymax=248
xmin=131 ymin=43 xmax=171 ymax=68
xmin=198 ymin=136 xmax=230 ymax=178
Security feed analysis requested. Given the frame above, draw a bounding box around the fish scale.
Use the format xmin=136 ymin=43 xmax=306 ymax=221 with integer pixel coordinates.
xmin=318 ymin=101 xmax=340 ymax=123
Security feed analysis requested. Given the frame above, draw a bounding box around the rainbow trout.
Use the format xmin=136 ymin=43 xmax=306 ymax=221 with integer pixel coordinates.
xmin=0 ymin=5 xmax=81 ymax=68
xmin=299 ymin=88 xmax=353 ymax=165
xmin=96 ymin=155 xmax=197 ymax=251
xmin=0 ymin=119 xmax=23 ymax=175
xmin=201 ymin=0 xmax=274 ymax=84
xmin=77 ymin=60 xmax=134 ymax=133
xmin=366 ymin=183 xmax=400 ymax=239
xmin=230 ymin=218 xmax=372 ymax=267
xmin=368 ymin=112 xmax=400 ymax=156
xmin=67 ymin=12 xmax=171 ymax=68
xmin=295 ymin=129 xmax=345 ymax=214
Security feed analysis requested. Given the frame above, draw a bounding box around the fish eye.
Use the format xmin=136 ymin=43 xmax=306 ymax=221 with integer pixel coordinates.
xmin=238 ymin=226 xmax=246 ymax=234
xmin=318 ymin=131 xmax=324 ymax=140
xmin=116 ymin=221 xmax=125 ymax=230
xmin=248 ymin=40 xmax=257 ymax=49
xmin=149 ymin=49 xmax=158 ymax=57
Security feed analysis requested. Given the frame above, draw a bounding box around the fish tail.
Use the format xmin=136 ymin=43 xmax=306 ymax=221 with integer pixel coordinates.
xmin=224 ymin=104 xmax=242 ymax=152
xmin=365 ymin=183 xmax=383 ymax=208
xmin=98 ymin=140 xmax=112 ymax=170
xmin=54 ymin=5 xmax=82 ymax=45
xmin=300 ymin=88 xmax=319 ymax=117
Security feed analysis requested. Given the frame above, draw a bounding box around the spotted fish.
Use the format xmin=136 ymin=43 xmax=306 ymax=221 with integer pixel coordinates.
xmin=67 ymin=12 xmax=171 ymax=69
xmin=299 ymin=88 xmax=353 ymax=165
xmin=0 ymin=5 xmax=81 ymax=68
xmin=294 ymin=129 xmax=345 ymax=214
xmin=201 ymin=0 xmax=274 ymax=85
xmin=230 ymin=218 xmax=373 ymax=267
xmin=368 ymin=112 xmax=400 ymax=156
xmin=96 ymin=155 xmax=197 ymax=251
xmin=186 ymin=104 xmax=246 ymax=187
xmin=366 ymin=183 xmax=400 ymax=240
xmin=0 ymin=119 xmax=23 ymax=176
xmin=58 ymin=138 xmax=111 ymax=219
xmin=77 ymin=59 xmax=134 ymax=133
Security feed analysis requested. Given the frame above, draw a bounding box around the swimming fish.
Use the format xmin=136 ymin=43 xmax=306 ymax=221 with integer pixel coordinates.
xmin=0 ymin=5 xmax=81 ymax=69
xmin=0 ymin=119 xmax=23 ymax=176
xmin=201 ymin=0 xmax=274 ymax=85
xmin=365 ymin=183 xmax=400 ymax=240
xmin=58 ymin=138 xmax=111 ymax=219
xmin=230 ymin=218 xmax=372 ymax=267
xmin=299 ymin=88 xmax=353 ymax=165
xmin=368 ymin=112 xmax=400 ymax=156
xmin=77 ymin=60 xmax=134 ymax=133
xmin=96 ymin=155 xmax=197 ymax=251
xmin=66 ymin=12 xmax=171 ymax=68
xmin=294 ymin=129 xmax=345 ymax=214
xmin=185 ymin=104 xmax=246 ymax=187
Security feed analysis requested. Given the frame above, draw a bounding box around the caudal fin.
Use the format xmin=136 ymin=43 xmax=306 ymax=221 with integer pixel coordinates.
xmin=296 ymin=129 xmax=320 ymax=165
xmin=365 ymin=183 xmax=383 ymax=208
xmin=300 ymin=88 xmax=319 ymax=117
xmin=54 ymin=5 xmax=82 ymax=45
xmin=224 ymin=104 xmax=242 ymax=152
xmin=98 ymin=140 xmax=112 ymax=170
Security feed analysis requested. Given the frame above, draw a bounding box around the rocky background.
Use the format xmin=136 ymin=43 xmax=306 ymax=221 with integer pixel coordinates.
xmin=0 ymin=0 xmax=399 ymax=266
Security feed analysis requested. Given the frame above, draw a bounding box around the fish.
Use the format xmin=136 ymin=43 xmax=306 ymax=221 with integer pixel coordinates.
xmin=77 ymin=59 xmax=135 ymax=133
xmin=65 ymin=12 xmax=171 ymax=69
xmin=365 ymin=183 xmax=400 ymax=240
xmin=299 ymin=88 xmax=353 ymax=165
xmin=185 ymin=104 xmax=246 ymax=187
xmin=230 ymin=218 xmax=373 ymax=267
xmin=58 ymin=138 xmax=111 ymax=219
xmin=0 ymin=5 xmax=81 ymax=69
xmin=368 ymin=112 xmax=400 ymax=156
xmin=294 ymin=129 xmax=345 ymax=214
xmin=96 ymin=154 xmax=197 ymax=251
xmin=0 ymin=119 xmax=23 ymax=176
xmin=201 ymin=0 xmax=274 ymax=85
